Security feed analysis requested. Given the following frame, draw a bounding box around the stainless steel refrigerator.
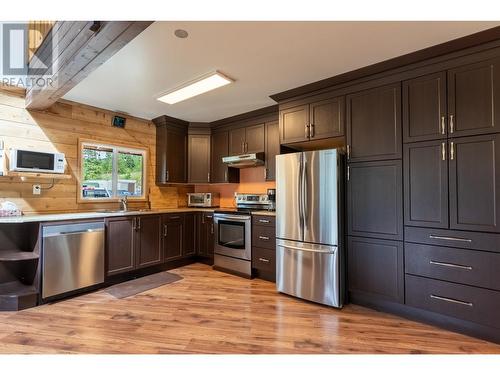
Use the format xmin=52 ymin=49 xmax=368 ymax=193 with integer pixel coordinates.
xmin=276 ymin=148 xmax=344 ymax=307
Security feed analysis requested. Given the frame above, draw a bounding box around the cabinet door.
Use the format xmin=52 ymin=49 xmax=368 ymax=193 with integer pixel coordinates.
xmin=106 ymin=217 xmax=135 ymax=276
xmin=403 ymin=72 xmax=447 ymax=142
xmin=279 ymin=104 xmax=310 ymax=144
xmin=448 ymin=58 xmax=500 ymax=137
xmin=163 ymin=215 xmax=184 ymax=261
xmin=348 ymin=160 xmax=403 ymax=240
xmin=348 ymin=236 xmax=404 ymax=303
xmin=404 ymin=140 xmax=448 ymax=228
xmin=136 ymin=215 xmax=162 ymax=269
xmin=229 ymin=127 xmax=246 ymax=155
xmin=197 ymin=213 xmax=208 ymax=257
xmin=155 ymin=125 xmax=168 ymax=184
xmin=347 ymin=83 xmax=402 ymax=162
xmin=166 ymin=127 xmax=187 ymax=183
xmin=205 ymin=214 xmax=215 ymax=258
xmin=309 ymin=96 xmax=344 ymax=140
xmin=449 ymin=134 xmax=500 ymax=232
xmin=183 ymin=212 xmax=196 ymax=256
xmin=245 ymin=123 xmax=265 ymax=154
xmin=265 ymin=120 xmax=279 ymax=181
xmin=188 ymin=134 xmax=211 ymax=183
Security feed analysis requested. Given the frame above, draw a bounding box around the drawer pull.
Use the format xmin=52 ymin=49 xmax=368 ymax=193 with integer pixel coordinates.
xmin=170 ymin=216 xmax=181 ymax=219
xmin=429 ymin=260 xmax=472 ymax=270
xmin=258 ymin=236 xmax=270 ymax=240
xmin=258 ymin=219 xmax=270 ymax=223
xmin=429 ymin=235 xmax=472 ymax=243
xmin=430 ymin=294 xmax=473 ymax=307
xmin=258 ymin=257 xmax=270 ymax=263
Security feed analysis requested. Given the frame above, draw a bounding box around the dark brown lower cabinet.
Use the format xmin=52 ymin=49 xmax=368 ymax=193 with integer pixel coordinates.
xmin=348 ymin=236 xmax=404 ymax=303
xmin=136 ymin=215 xmax=162 ymax=269
xmin=252 ymin=216 xmax=276 ymax=282
xmin=197 ymin=213 xmax=214 ymax=259
xmin=183 ymin=212 xmax=196 ymax=256
xmin=163 ymin=214 xmax=184 ymax=261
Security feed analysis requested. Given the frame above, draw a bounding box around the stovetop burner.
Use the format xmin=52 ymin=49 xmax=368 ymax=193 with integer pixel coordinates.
xmin=214 ymin=193 xmax=275 ymax=215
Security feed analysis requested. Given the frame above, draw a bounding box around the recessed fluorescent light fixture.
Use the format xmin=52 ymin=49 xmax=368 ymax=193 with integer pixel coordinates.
xmin=157 ymin=71 xmax=234 ymax=105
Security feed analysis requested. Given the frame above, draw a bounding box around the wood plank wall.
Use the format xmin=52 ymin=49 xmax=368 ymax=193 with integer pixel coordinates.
xmin=28 ymin=21 xmax=55 ymax=61
xmin=0 ymin=87 xmax=190 ymax=213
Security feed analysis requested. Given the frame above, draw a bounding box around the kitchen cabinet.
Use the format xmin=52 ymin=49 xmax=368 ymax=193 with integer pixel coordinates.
xmin=197 ymin=212 xmax=214 ymax=258
xmin=155 ymin=120 xmax=187 ymax=184
xmin=188 ymin=134 xmax=211 ymax=183
xmin=252 ymin=215 xmax=276 ymax=282
xmin=346 ymin=83 xmax=401 ymax=162
xmin=106 ymin=215 xmax=161 ymax=276
xmin=404 ymin=140 xmax=448 ymax=228
xmin=211 ymin=130 xmax=240 ymax=183
xmin=162 ymin=214 xmax=184 ymax=261
xmin=348 ymin=236 xmax=404 ymax=303
xmin=229 ymin=123 xmax=265 ymax=155
xmin=135 ymin=215 xmax=162 ymax=269
xmin=347 ymin=160 xmax=403 ymax=240
xmin=448 ymin=58 xmax=500 ymax=137
xmin=183 ymin=212 xmax=196 ymax=256
xmin=279 ymin=96 xmax=344 ymax=145
xmin=449 ymin=134 xmax=500 ymax=232
xmin=264 ymin=120 xmax=279 ymax=181
xmin=403 ymin=71 xmax=447 ymax=143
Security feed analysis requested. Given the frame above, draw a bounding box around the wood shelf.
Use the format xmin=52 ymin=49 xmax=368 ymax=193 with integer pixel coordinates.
xmin=0 ymin=172 xmax=72 ymax=180
xmin=0 ymin=250 xmax=39 ymax=261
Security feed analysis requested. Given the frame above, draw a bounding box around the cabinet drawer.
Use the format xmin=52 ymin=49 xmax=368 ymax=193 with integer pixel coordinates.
xmin=252 ymin=215 xmax=276 ymax=227
xmin=252 ymin=247 xmax=276 ymax=273
xmin=164 ymin=213 xmax=184 ymax=222
xmin=406 ymin=275 xmax=500 ymax=329
xmin=405 ymin=226 xmax=500 ymax=253
xmin=405 ymin=243 xmax=500 ymax=290
xmin=252 ymin=226 xmax=276 ymax=250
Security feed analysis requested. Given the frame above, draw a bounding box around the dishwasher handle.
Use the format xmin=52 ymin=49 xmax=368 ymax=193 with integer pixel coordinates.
xmin=43 ymin=222 xmax=105 ymax=238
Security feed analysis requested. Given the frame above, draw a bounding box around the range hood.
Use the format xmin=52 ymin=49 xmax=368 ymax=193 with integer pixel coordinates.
xmin=222 ymin=152 xmax=265 ymax=168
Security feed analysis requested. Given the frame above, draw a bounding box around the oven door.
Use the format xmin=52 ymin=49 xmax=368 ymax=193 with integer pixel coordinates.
xmin=214 ymin=214 xmax=251 ymax=260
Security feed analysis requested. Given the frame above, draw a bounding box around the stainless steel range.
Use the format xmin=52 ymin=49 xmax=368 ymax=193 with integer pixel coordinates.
xmin=213 ymin=193 xmax=273 ymax=277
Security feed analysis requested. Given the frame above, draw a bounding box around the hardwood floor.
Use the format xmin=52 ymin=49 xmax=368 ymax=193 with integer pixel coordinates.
xmin=0 ymin=263 xmax=499 ymax=354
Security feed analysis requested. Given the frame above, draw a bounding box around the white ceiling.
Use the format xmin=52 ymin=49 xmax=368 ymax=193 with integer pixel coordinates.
xmin=63 ymin=21 xmax=500 ymax=122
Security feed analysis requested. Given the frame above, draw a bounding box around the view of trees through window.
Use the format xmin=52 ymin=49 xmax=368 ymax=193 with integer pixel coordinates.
xmin=81 ymin=143 xmax=145 ymax=199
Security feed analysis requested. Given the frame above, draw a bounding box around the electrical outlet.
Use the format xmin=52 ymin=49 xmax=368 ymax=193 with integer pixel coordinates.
xmin=33 ymin=184 xmax=41 ymax=195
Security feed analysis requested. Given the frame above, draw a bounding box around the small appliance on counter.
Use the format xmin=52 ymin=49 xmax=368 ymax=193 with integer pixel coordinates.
xmin=213 ymin=193 xmax=274 ymax=277
xmin=267 ymin=188 xmax=276 ymax=211
xmin=187 ymin=192 xmax=220 ymax=207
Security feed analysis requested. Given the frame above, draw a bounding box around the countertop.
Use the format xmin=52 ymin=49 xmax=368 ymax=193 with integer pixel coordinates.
xmin=0 ymin=207 xmax=276 ymax=224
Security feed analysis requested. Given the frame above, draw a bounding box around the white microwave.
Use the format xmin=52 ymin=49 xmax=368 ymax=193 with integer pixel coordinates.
xmin=9 ymin=149 xmax=65 ymax=174
xmin=187 ymin=192 xmax=220 ymax=207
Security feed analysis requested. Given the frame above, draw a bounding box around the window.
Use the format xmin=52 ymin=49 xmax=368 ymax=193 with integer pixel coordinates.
xmin=80 ymin=141 xmax=147 ymax=201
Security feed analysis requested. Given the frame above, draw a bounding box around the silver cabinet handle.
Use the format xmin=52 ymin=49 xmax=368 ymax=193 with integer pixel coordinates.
xmin=429 ymin=260 xmax=472 ymax=270
xmin=310 ymin=123 xmax=315 ymax=138
xmin=258 ymin=236 xmax=270 ymax=240
xmin=211 ymin=223 xmax=214 ymax=234
xmin=163 ymin=224 xmax=168 ymax=237
xmin=449 ymin=114 xmax=454 ymax=133
xmin=429 ymin=234 xmax=472 ymax=243
xmin=346 ymin=145 xmax=350 ymax=159
xmin=441 ymin=142 xmax=446 ymax=161
xmin=258 ymin=219 xmax=270 ymax=223
xmin=207 ymin=172 xmax=210 ymax=182
xmin=206 ymin=215 xmax=213 ymax=219
xmin=224 ymin=169 xmax=228 ymax=182
xmin=347 ymin=165 xmax=350 ymax=181
xmin=305 ymin=124 xmax=310 ymax=139
xmin=166 ymin=170 xmax=169 ymax=182
xmin=170 ymin=216 xmax=181 ymax=219
xmin=441 ymin=116 xmax=446 ymax=134
xmin=136 ymin=217 xmax=141 ymax=231
xmin=450 ymin=142 xmax=454 ymax=160
xmin=258 ymin=257 xmax=270 ymax=263
xmin=430 ymin=294 xmax=473 ymax=307
xmin=264 ymin=168 xmax=267 ymax=180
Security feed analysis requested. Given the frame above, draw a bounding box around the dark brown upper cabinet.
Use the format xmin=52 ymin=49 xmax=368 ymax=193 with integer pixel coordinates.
xmin=279 ymin=96 xmax=344 ymax=145
xmin=211 ymin=130 xmax=239 ymax=183
xmin=153 ymin=116 xmax=188 ymax=184
xmin=448 ymin=58 xmax=500 ymax=137
xmin=346 ymin=83 xmax=402 ymax=162
xmin=449 ymin=133 xmax=500 ymax=232
xmin=348 ymin=159 xmax=403 ymax=241
xmin=265 ymin=120 xmax=280 ymax=181
xmin=228 ymin=123 xmax=265 ymax=155
xmin=188 ymin=134 xmax=211 ymax=183
xmin=404 ymin=140 xmax=449 ymax=229
xmin=403 ymin=71 xmax=447 ymax=143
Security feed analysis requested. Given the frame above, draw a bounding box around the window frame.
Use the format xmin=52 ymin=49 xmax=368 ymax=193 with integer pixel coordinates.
xmin=78 ymin=139 xmax=148 ymax=203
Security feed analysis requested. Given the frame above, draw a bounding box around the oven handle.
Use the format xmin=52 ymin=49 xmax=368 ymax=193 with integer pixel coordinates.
xmin=214 ymin=214 xmax=251 ymax=221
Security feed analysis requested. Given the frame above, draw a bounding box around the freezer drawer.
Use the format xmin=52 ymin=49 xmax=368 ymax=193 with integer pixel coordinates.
xmin=276 ymin=239 xmax=342 ymax=307
xmin=42 ymin=222 xmax=105 ymax=299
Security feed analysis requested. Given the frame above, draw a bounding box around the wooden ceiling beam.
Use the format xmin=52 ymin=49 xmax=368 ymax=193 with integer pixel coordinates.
xmin=25 ymin=21 xmax=153 ymax=110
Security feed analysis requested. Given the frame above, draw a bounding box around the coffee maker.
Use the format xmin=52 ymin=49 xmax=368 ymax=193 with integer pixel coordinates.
xmin=267 ymin=188 xmax=276 ymax=211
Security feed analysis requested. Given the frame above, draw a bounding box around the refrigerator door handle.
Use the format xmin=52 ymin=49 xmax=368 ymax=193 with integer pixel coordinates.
xmin=298 ymin=157 xmax=304 ymax=232
xmin=302 ymin=158 xmax=308 ymax=229
xmin=278 ymin=243 xmax=337 ymax=254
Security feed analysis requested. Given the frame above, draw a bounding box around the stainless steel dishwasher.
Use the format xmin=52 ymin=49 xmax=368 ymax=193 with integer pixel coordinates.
xmin=42 ymin=221 xmax=105 ymax=299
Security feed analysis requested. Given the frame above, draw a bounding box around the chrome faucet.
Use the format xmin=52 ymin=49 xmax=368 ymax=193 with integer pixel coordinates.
xmin=120 ymin=196 xmax=128 ymax=211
